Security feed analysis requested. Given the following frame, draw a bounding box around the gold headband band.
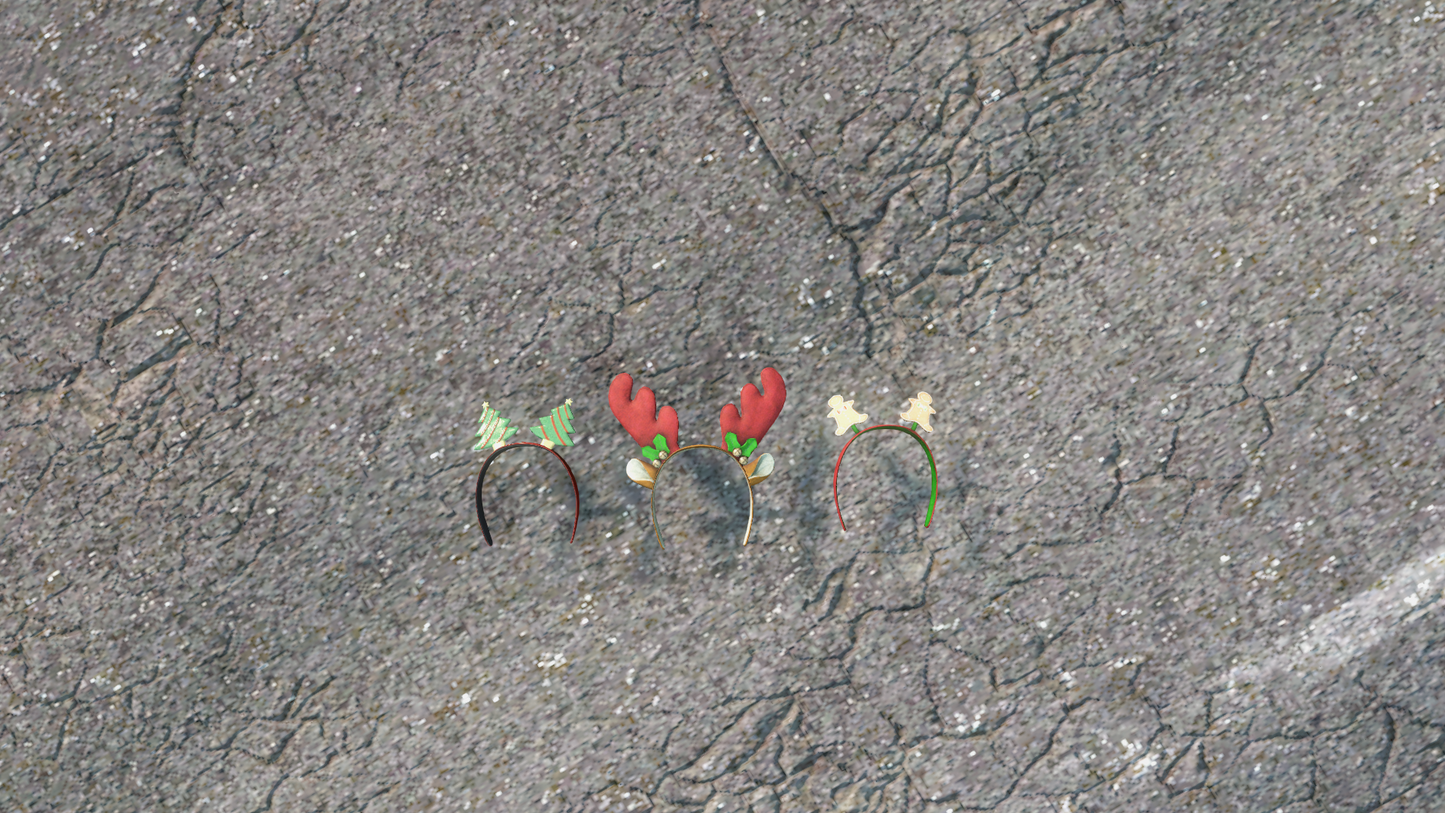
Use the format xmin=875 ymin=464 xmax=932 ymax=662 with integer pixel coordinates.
xmin=633 ymin=443 xmax=772 ymax=548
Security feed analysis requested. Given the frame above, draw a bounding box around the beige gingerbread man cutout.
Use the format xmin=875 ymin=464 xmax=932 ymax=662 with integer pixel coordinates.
xmin=826 ymin=395 xmax=869 ymax=435
xmin=900 ymin=392 xmax=936 ymax=433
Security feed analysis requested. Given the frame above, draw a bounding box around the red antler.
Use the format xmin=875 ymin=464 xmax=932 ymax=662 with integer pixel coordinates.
xmin=609 ymin=373 xmax=680 ymax=452
xmin=719 ymin=367 xmax=787 ymax=447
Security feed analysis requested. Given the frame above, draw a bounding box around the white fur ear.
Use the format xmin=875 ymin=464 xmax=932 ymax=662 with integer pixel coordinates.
xmin=745 ymin=453 xmax=775 ymax=485
xmin=627 ymin=458 xmax=657 ymax=489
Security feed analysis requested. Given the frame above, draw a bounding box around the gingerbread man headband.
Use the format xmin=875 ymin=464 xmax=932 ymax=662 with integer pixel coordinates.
xmin=610 ymin=368 xmax=787 ymax=547
xmin=471 ymin=399 xmax=581 ymax=546
xmin=827 ymin=391 xmax=939 ymax=530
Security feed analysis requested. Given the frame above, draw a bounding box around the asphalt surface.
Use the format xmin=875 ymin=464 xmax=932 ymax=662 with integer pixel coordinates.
xmin=2 ymin=1 xmax=1444 ymax=810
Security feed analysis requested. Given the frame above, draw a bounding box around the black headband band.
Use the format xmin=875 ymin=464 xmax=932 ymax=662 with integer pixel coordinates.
xmin=474 ymin=442 xmax=581 ymax=547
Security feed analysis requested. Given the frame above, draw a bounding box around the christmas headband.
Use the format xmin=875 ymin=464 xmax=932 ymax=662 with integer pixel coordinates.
xmin=471 ymin=399 xmax=581 ymax=547
xmin=827 ymin=391 xmax=939 ymax=530
xmin=610 ymin=367 xmax=786 ymax=547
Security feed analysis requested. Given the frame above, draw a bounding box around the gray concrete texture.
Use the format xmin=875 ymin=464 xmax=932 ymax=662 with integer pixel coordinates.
xmin=1 ymin=0 xmax=1443 ymax=810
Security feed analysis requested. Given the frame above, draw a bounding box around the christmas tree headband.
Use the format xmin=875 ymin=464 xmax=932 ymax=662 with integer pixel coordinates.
xmin=827 ymin=391 xmax=939 ymax=530
xmin=609 ymin=367 xmax=787 ymax=548
xmin=471 ymin=399 xmax=581 ymax=547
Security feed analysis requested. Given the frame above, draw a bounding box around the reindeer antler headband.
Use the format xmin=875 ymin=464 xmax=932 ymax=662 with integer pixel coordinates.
xmin=610 ymin=368 xmax=786 ymax=547
xmin=471 ymin=399 xmax=581 ymax=547
xmin=827 ymin=391 xmax=940 ymax=530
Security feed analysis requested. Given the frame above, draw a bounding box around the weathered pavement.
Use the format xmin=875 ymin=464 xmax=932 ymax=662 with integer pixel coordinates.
xmin=2 ymin=1 xmax=1443 ymax=810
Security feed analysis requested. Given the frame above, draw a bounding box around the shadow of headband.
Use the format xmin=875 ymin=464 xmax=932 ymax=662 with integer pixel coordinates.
xmin=827 ymin=391 xmax=940 ymax=530
xmin=609 ymin=368 xmax=786 ymax=548
xmin=471 ymin=399 xmax=581 ymax=547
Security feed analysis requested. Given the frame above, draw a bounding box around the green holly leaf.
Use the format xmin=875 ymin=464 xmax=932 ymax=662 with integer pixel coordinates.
xmin=639 ymin=433 xmax=671 ymax=461
xmin=724 ymin=432 xmax=758 ymax=457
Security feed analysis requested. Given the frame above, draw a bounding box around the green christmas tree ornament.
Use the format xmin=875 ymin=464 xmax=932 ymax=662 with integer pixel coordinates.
xmin=529 ymin=399 xmax=577 ymax=448
xmin=473 ymin=402 xmax=519 ymax=450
